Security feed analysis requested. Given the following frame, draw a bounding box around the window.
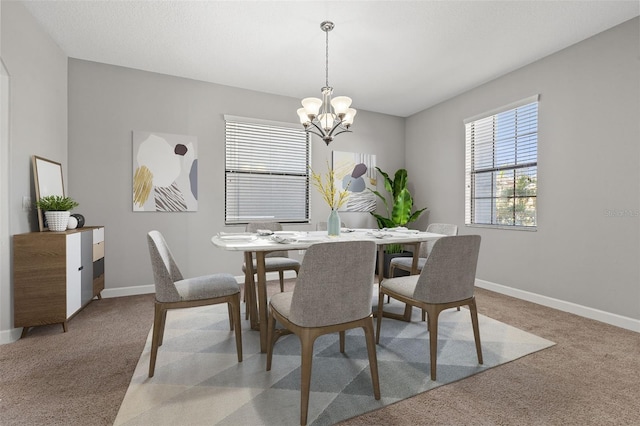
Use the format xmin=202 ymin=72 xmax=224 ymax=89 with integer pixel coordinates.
xmin=464 ymin=95 xmax=538 ymax=229
xmin=224 ymin=115 xmax=310 ymax=224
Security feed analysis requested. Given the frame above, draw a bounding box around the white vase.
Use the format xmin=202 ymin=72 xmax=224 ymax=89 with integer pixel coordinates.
xmin=45 ymin=211 xmax=71 ymax=232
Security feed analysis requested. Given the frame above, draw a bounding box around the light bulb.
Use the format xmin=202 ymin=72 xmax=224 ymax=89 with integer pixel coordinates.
xmin=301 ymin=97 xmax=322 ymax=117
xmin=297 ymin=108 xmax=310 ymax=125
xmin=342 ymin=108 xmax=357 ymax=127
xmin=331 ymin=96 xmax=352 ymax=116
xmin=318 ymin=113 xmax=336 ymax=131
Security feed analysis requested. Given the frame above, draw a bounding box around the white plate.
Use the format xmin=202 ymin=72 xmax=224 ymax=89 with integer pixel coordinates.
xmin=218 ymin=234 xmax=257 ymax=241
xmin=393 ymin=229 xmax=420 ymax=234
xmin=295 ymin=236 xmax=327 ymax=242
xmin=270 ymin=235 xmax=296 ymax=244
xmin=367 ymin=232 xmax=393 ymax=239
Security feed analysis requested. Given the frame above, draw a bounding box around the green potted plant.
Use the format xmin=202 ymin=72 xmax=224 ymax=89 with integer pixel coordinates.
xmin=370 ymin=167 xmax=427 ymax=276
xmin=36 ymin=195 xmax=79 ymax=232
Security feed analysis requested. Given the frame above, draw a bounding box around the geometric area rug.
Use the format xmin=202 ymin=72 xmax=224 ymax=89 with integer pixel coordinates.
xmin=114 ymin=295 xmax=555 ymax=426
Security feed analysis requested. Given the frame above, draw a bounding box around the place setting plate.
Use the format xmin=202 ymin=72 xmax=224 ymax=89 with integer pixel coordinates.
xmin=217 ymin=233 xmax=258 ymax=242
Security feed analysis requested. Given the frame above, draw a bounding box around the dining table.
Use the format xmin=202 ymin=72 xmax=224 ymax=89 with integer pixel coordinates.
xmin=211 ymin=228 xmax=445 ymax=352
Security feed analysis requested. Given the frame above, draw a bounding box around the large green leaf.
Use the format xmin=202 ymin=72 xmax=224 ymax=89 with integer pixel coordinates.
xmin=376 ymin=167 xmax=393 ymax=195
xmin=407 ymin=207 xmax=429 ymax=224
xmin=370 ymin=212 xmax=396 ymax=229
xmin=391 ymin=188 xmax=413 ymax=226
xmin=393 ymin=169 xmax=407 ymax=198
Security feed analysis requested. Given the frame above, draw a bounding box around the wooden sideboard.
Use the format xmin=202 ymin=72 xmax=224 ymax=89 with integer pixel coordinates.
xmin=13 ymin=226 xmax=105 ymax=337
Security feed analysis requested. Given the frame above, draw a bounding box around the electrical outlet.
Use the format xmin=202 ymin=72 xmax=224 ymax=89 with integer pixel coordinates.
xmin=22 ymin=196 xmax=32 ymax=212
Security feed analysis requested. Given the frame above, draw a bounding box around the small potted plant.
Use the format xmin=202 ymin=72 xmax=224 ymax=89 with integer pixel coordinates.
xmin=36 ymin=195 xmax=79 ymax=231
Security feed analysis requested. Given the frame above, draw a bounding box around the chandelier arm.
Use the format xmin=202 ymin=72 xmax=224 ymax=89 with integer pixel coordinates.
xmin=309 ymin=120 xmax=328 ymax=135
xmin=327 ymin=121 xmax=349 ymax=137
xmin=305 ymin=123 xmax=328 ymax=139
xmin=330 ymin=128 xmax=352 ymax=138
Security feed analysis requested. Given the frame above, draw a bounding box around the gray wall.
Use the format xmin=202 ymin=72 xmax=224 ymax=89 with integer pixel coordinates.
xmin=0 ymin=1 xmax=68 ymax=341
xmin=67 ymin=59 xmax=405 ymax=292
xmin=406 ymin=17 xmax=640 ymax=321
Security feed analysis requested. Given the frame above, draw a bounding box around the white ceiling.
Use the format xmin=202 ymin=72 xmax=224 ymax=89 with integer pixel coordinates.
xmin=20 ymin=1 xmax=639 ymax=117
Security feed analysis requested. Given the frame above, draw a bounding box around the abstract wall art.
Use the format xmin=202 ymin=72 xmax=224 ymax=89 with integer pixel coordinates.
xmin=332 ymin=150 xmax=377 ymax=212
xmin=132 ymin=131 xmax=198 ymax=212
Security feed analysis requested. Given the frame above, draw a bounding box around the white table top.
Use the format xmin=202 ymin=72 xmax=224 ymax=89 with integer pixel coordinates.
xmin=211 ymin=229 xmax=445 ymax=251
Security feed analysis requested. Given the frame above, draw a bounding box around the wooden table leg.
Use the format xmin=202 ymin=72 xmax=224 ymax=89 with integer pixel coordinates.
xmin=244 ymin=251 xmax=259 ymax=330
xmin=256 ymin=251 xmax=269 ymax=353
xmin=377 ymin=245 xmax=385 ymax=285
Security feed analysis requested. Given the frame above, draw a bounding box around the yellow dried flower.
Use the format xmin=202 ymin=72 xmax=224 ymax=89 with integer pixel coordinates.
xmin=310 ymin=161 xmax=350 ymax=210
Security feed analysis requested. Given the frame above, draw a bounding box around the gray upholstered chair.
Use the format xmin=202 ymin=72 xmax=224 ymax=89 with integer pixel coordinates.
xmin=266 ymin=240 xmax=380 ymax=426
xmin=388 ymin=223 xmax=459 ymax=277
xmin=146 ymin=230 xmax=242 ymax=378
xmin=244 ymin=222 xmax=301 ymax=293
xmin=376 ymin=235 xmax=482 ymax=381
xmin=388 ymin=223 xmax=459 ymax=319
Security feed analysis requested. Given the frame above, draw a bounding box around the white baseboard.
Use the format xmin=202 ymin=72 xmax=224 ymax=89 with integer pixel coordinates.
xmin=476 ymin=279 xmax=640 ymax=333
xmin=0 ymin=328 xmax=23 ymax=345
xmin=101 ymin=271 xmax=298 ymax=299
xmin=101 ymin=284 xmax=155 ymax=298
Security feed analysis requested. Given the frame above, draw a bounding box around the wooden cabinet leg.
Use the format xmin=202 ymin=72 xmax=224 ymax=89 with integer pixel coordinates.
xmin=20 ymin=327 xmax=29 ymax=338
xmin=62 ymin=322 xmax=68 ymax=333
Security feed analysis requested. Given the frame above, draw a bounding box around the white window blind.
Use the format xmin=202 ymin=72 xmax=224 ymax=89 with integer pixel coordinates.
xmin=464 ymin=96 xmax=539 ymax=229
xmin=225 ymin=115 xmax=310 ymax=224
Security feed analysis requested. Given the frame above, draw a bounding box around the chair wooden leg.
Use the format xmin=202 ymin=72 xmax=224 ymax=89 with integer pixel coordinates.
xmin=384 ymin=266 xmax=392 ymax=303
xmin=149 ymin=302 xmax=166 ymax=378
xmin=339 ymin=331 xmax=345 ymax=353
xmin=363 ymin=318 xmax=381 ymax=400
xmin=425 ymin=305 xmax=440 ymax=381
xmin=376 ymin=289 xmax=385 ymax=344
xmin=266 ymin=306 xmax=277 ymax=371
xmin=158 ymin=308 xmax=168 ymax=346
xmin=299 ymin=330 xmax=316 ymax=426
xmin=468 ymin=298 xmax=483 ymax=365
xmin=279 ymin=271 xmax=285 ymax=292
xmin=227 ymin=303 xmax=234 ymax=330
xmin=422 ymin=309 xmax=426 ymax=321
xmin=230 ymin=294 xmax=243 ymax=363
xmin=244 ymin=270 xmax=251 ymax=320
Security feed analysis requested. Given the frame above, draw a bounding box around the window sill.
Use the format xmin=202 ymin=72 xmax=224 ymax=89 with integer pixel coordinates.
xmin=465 ymin=224 xmax=537 ymax=232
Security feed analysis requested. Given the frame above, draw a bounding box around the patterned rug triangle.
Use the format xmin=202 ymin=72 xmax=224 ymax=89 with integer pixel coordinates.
xmin=115 ymin=296 xmax=554 ymax=425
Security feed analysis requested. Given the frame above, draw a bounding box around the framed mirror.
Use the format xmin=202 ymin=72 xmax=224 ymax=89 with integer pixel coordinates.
xmin=33 ymin=155 xmax=65 ymax=231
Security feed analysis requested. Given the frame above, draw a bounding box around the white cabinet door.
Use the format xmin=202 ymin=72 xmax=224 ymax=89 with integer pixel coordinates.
xmin=66 ymin=233 xmax=82 ymax=317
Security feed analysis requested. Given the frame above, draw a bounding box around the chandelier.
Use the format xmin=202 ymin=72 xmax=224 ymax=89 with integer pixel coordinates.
xmin=297 ymin=21 xmax=356 ymax=146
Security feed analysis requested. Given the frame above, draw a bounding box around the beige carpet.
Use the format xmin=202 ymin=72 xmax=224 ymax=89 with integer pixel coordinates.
xmin=1 ymin=285 xmax=639 ymax=425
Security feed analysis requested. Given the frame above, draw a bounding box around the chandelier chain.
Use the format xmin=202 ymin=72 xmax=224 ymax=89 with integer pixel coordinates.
xmin=325 ymin=28 xmax=329 ymax=88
